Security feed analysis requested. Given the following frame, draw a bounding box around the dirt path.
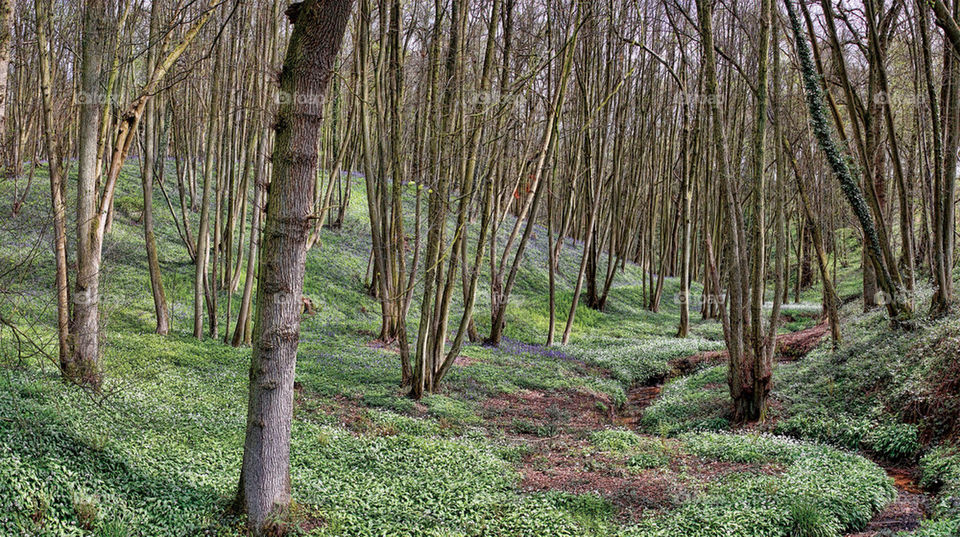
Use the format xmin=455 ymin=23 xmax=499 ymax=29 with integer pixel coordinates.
xmin=775 ymin=320 xmax=830 ymax=360
xmin=670 ymin=321 xmax=830 ymax=376
xmin=845 ymin=493 xmax=925 ymax=536
xmin=845 ymin=467 xmax=928 ymax=536
xmin=615 ymin=385 xmax=661 ymax=428
xmin=624 ymin=324 xmax=932 ymax=536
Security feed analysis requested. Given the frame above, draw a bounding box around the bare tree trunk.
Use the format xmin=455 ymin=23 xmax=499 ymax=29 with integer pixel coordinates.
xmin=676 ymin=103 xmax=693 ymax=338
xmin=698 ymin=0 xmax=771 ymax=422
xmin=236 ymin=0 xmax=352 ymax=532
xmin=195 ymin=47 xmax=221 ymax=339
xmin=490 ymin=6 xmax=577 ymax=347
xmin=142 ymin=0 xmax=169 ymax=335
xmin=72 ymin=0 xmax=109 ymax=388
xmin=563 ymin=134 xmax=604 ymax=345
xmin=931 ymin=0 xmax=959 ymax=314
xmin=35 ymin=0 xmax=70 ymax=372
xmin=0 ymin=0 xmax=12 ymax=157
xmin=745 ymin=0 xmax=775 ymax=422
xmin=920 ymin=0 xmax=953 ymax=314
xmin=790 ymin=149 xmax=841 ymax=346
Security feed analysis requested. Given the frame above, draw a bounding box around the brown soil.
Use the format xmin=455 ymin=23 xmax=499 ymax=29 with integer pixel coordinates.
xmin=514 ymin=431 xmax=785 ymax=522
xmin=516 ymin=435 xmax=686 ymax=521
xmin=365 ymin=340 xmax=399 ymax=353
xmin=845 ymin=466 xmax=928 ymax=536
xmin=886 ymin=466 xmax=925 ymax=495
xmin=776 ymin=320 xmax=830 ymax=361
xmin=293 ymin=385 xmax=422 ymax=436
xmin=481 ymin=388 xmax=614 ymax=432
xmin=669 ymin=350 xmax=727 ymax=377
xmin=479 ymin=386 xmax=788 ymax=521
xmin=656 ymin=323 xmax=932 ymax=535
xmin=472 ymin=321 xmax=839 ymax=520
xmin=452 ymin=355 xmax=479 ymax=367
xmin=669 ymin=320 xmax=830 ymax=375
xmin=615 ymin=385 xmax=661 ymax=428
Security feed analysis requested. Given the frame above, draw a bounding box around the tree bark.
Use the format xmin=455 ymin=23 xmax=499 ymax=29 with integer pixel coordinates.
xmin=0 ymin=0 xmax=12 ymax=157
xmin=698 ymin=0 xmax=752 ymax=421
xmin=35 ymin=0 xmax=71 ymax=373
xmin=142 ymin=0 xmax=170 ymax=335
xmin=195 ymin=47 xmax=221 ymax=339
xmin=72 ymin=0 xmax=109 ymax=388
xmin=236 ymin=0 xmax=352 ymax=532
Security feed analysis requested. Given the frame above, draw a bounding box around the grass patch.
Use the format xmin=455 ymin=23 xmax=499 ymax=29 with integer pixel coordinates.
xmin=624 ymin=433 xmax=895 ymax=537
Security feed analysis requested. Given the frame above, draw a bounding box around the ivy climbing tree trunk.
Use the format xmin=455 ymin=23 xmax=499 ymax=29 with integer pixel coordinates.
xmin=785 ymin=0 xmax=913 ymax=325
xmin=236 ymin=0 xmax=353 ymax=533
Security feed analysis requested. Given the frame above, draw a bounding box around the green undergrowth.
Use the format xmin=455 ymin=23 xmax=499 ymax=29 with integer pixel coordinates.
xmin=0 ymin=165 xmax=904 ymax=535
xmin=642 ymin=294 xmax=955 ymax=463
xmin=641 ymin=365 xmax=731 ymax=436
xmin=589 ymin=428 xmax=673 ymax=469
xmin=624 ymin=433 xmax=895 ymax=537
xmin=568 ymin=332 xmax=725 ymax=388
xmin=907 ymin=446 xmax=960 ymax=536
xmin=0 ymin=366 xmax=607 ymax=537
xmin=638 ymin=287 xmax=960 ymax=534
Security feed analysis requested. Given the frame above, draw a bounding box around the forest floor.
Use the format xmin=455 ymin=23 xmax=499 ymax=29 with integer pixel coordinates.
xmin=846 ymin=466 xmax=927 ymax=536
xmin=1 ymin=166 xmax=957 ymax=536
xmin=427 ymin=318 xmax=933 ymax=536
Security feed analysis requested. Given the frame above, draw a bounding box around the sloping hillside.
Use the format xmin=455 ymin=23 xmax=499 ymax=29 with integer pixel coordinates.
xmin=0 ymin=167 xmax=910 ymax=536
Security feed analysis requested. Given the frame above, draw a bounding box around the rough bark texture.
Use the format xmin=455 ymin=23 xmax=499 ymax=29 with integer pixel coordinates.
xmin=237 ymin=0 xmax=352 ymax=532
xmin=698 ymin=0 xmax=760 ymax=422
xmin=932 ymin=0 xmax=959 ymax=315
xmin=920 ymin=0 xmax=947 ymax=314
xmin=72 ymin=0 xmax=108 ymax=388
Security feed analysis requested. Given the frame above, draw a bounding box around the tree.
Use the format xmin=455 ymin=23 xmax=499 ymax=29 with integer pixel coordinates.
xmin=71 ymin=0 xmax=110 ymax=387
xmin=784 ymin=0 xmax=912 ymax=325
xmin=697 ymin=0 xmax=781 ymax=422
xmin=236 ymin=0 xmax=353 ymax=532
xmin=0 ymin=0 xmax=12 ymax=154
xmin=925 ymin=0 xmax=958 ymax=315
xmin=71 ymin=0 xmax=213 ymax=386
xmin=490 ymin=1 xmax=579 ymax=347
xmin=142 ymin=0 xmax=171 ymax=335
xmin=35 ymin=0 xmax=70 ymax=372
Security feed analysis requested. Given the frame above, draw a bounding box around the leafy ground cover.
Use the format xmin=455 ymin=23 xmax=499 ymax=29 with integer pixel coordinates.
xmin=0 ymin=167 xmax=903 ymax=535
xmin=641 ymin=284 xmax=960 ymax=535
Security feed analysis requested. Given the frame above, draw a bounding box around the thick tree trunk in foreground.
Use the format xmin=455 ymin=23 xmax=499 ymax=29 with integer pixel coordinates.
xmin=742 ymin=0 xmax=777 ymax=423
xmin=698 ymin=0 xmax=770 ymax=422
xmin=237 ymin=0 xmax=352 ymax=532
xmin=72 ymin=0 xmax=109 ymax=388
